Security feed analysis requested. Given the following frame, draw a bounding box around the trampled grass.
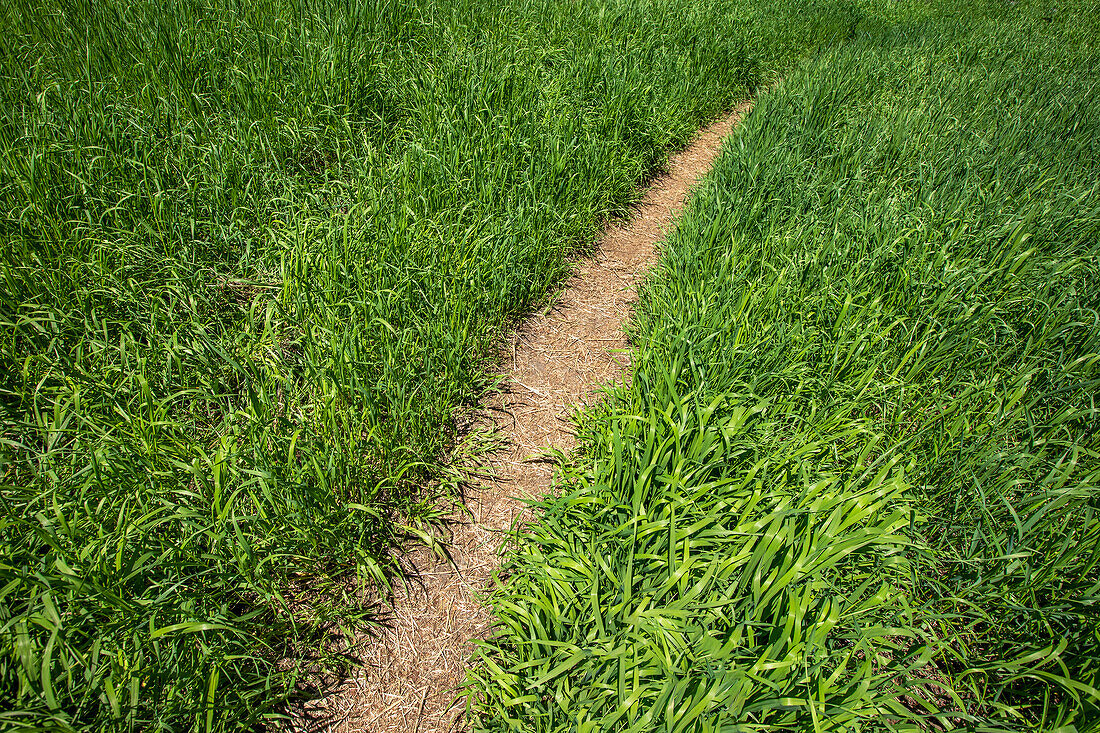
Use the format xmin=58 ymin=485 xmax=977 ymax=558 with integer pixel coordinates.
xmin=470 ymin=1 xmax=1100 ymax=729
xmin=0 ymin=0 xmax=910 ymax=728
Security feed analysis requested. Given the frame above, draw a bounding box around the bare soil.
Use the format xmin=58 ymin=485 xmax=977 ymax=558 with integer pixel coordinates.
xmin=301 ymin=103 xmax=751 ymax=733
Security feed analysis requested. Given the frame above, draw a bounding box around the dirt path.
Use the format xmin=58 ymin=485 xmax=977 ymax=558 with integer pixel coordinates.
xmin=308 ymin=103 xmax=751 ymax=733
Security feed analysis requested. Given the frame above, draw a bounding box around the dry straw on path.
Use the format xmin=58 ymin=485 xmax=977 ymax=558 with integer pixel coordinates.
xmin=307 ymin=102 xmax=752 ymax=733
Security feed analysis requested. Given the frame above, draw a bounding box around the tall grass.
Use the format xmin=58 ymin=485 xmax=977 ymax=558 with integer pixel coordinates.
xmin=0 ymin=0 xmax=899 ymax=728
xmin=470 ymin=1 xmax=1100 ymax=729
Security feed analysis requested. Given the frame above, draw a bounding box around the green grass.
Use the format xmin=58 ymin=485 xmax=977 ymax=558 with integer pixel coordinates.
xmin=469 ymin=1 xmax=1100 ymax=729
xmin=0 ymin=0 xmax=908 ymax=729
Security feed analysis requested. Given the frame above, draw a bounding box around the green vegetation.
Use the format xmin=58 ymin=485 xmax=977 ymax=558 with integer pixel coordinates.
xmin=0 ymin=0 xmax=902 ymax=729
xmin=5 ymin=0 xmax=1098 ymax=729
xmin=470 ymin=1 xmax=1100 ymax=730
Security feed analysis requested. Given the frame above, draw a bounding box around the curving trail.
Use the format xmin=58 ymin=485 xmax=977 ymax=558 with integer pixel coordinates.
xmin=308 ymin=102 xmax=752 ymax=733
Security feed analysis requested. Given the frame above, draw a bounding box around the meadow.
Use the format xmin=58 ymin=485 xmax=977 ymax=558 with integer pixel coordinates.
xmin=4 ymin=0 xmax=1097 ymax=730
xmin=0 ymin=0 xmax=892 ymax=729
xmin=470 ymin=1 xmax=1100 ymax=730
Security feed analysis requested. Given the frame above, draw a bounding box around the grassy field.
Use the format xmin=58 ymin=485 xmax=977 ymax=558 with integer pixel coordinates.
xmin=0 ymin=0 xmax=904 ymax=729
xmin=470 ymin=1 xmax=1100 ymax=730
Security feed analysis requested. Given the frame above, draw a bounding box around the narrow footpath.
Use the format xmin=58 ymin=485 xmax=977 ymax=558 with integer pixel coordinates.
xmin=311 ymin=102 xmax=752 ymax=733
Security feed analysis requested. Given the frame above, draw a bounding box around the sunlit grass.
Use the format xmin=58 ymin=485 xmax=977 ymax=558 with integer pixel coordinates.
xmin=470 ymin=1 xmax=1100 ymax=729
xmin=0 ymin=0 xmax=907 ymax=728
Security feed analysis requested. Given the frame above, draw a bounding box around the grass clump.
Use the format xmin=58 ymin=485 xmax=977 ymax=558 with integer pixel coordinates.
xmin=0 ymin=0 xmax=900 ymax=728
xmin=470 ymin=1 xmax=1100 ymax=729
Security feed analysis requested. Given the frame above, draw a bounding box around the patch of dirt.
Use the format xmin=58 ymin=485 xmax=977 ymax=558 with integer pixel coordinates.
xmin=298 ymin=102 xmax=751 ymax=733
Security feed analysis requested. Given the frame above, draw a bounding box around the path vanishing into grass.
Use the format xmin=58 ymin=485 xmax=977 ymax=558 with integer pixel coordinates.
xmin=304 ymin=103 xmax=752 ymax=733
